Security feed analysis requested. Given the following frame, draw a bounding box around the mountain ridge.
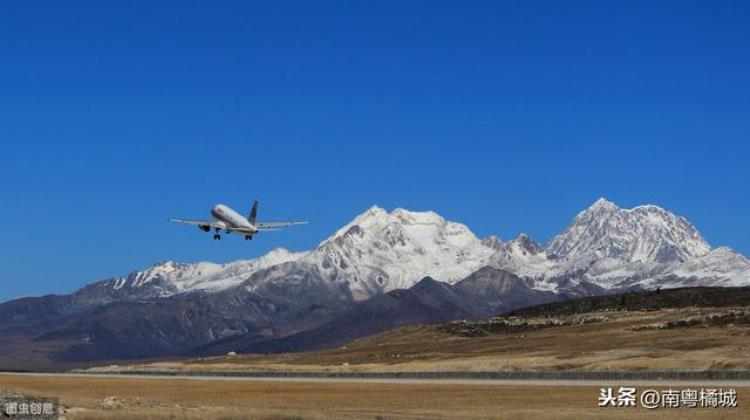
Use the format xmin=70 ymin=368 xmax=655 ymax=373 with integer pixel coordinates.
xmin=39 ymin=197 xmax=749 ymax=304
xmin=1 ymin=197 xmax=748 ymax=368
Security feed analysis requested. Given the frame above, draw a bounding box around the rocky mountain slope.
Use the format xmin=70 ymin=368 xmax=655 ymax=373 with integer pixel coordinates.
xmin=1 ymin=198 xmax=748 ymax=368
xmin=548 ymin=198 xmax=711 ymax=263
xmin=194 ymin=268 xmax=573 ymax=355
xmin=71 ymin=197 xmax=750 ymax=302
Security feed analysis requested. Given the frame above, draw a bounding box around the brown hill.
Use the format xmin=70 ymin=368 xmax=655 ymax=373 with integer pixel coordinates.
xmin=97 ymin=286 xmax=750 ymax=374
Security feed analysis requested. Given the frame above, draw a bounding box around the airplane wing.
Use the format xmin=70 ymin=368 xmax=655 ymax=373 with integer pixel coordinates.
xmin=168 ymin=219 xmax=226 ymax=228
xmin=224 ymin=226 xmax=261 ymax=233
xmin=255 ymin=221 xmax=309 ymax=229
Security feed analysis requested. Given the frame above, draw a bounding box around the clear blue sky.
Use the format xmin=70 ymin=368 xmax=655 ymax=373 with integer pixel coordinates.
xmin=1 ymin=1 xmax=748 ymax=302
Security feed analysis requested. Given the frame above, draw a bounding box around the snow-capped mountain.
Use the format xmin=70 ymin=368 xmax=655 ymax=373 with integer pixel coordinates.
xmin=299 ymin=206 xmax=496 ymax=299
xmin=640 ymin=247 xmax=750 ymax=289
xmin=94 ymin=198 xmax=749 ymax=302
xmin=103 ymin=248 xmax=307 ymax=297
xmin=547 ymin=198 xmax=711 ymax=263
xmin=4 ymin=198 xmax=750 ymax=366
xmin=488 ymin=233 xmax=556 ymax=284
xmin=97 ymin=206 xmax=497 ymax=301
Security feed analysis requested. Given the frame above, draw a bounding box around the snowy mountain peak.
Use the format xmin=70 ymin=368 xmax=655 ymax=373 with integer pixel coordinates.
xmin=510 ymin=233 xmax=543 ymax=255
xmin=324 ymin=205 xmax=390 ymax=245
xmin=362 ymin=205 xmax=388 ymax=218
xmin=481 ymin=235 xmax=503 ymax=250
xmin=149 ymin=260 xmax=184 ymax=272
xmin=308 ymin=206 xmax=496 ymax=298
xmin=391 ymin=207 xmax=446 ymax=225
xmin=114 ymin=260 xmax=186 ymax=290
xmin=355 ymin=205 xmax=388 ymax=223
xmin=95 ymin=199 xmax=745 ymax=304
xmin=108 ymin=247 xmax=306 ymax=295
xmin=548 ymin=199 xmax=711 ymax=263
xmin=257 ymin=247 xmax=300 ymax=261
xmin=322 ymin=206 xmax=457 ymax=247
xmin=590 ymin=197 xmax=620 ymax=211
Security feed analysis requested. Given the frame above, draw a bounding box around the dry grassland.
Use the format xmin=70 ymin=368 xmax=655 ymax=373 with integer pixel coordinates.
xmin=0 ymin=374 xmax=747 ymax=419
xmin=108 ymin=306 xmax=750 ymax=374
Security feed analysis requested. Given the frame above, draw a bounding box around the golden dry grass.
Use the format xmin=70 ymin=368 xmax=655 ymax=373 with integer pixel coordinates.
xmin=17 ymin=306 xmax=743 ymax=418
xmin=1 ymin=374 xmax=748 ymax=419
xmin=105 ymin=306 xmax=750 ymax=374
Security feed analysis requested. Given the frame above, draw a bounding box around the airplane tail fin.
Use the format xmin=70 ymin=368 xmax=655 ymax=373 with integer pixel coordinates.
xmin=248 ymin=200 xmax=259 ymax=224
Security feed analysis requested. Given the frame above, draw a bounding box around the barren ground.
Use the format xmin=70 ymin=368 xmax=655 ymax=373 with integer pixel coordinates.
xmin=3 ymin=306 xmax=750 ymax=418
xmin=98 ymin=306 xmax=750 ymax=374
xmin=0 ymin=374 xmax=747 ymax=419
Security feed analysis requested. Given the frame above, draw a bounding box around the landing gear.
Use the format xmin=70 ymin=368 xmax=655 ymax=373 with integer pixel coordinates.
xmin=213 ymin=234 xmax=221 ymax=240
xmin=244 ymin=235 xmax=253 ymax=241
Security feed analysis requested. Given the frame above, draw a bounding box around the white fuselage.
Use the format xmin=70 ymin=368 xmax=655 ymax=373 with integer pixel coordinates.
xmin=211 ymin=204 xmax=258 ymax=234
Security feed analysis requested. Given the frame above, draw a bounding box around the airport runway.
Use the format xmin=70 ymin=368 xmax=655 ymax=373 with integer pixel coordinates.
xmin=4 ymin=371 xmax=750 ymax=388
xmin=3 ymin=371 xmax=748 ymax=418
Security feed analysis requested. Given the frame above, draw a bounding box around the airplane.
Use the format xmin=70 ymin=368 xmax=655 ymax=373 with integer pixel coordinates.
xmin=169 ymin=200 xmax=308 ymax=241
